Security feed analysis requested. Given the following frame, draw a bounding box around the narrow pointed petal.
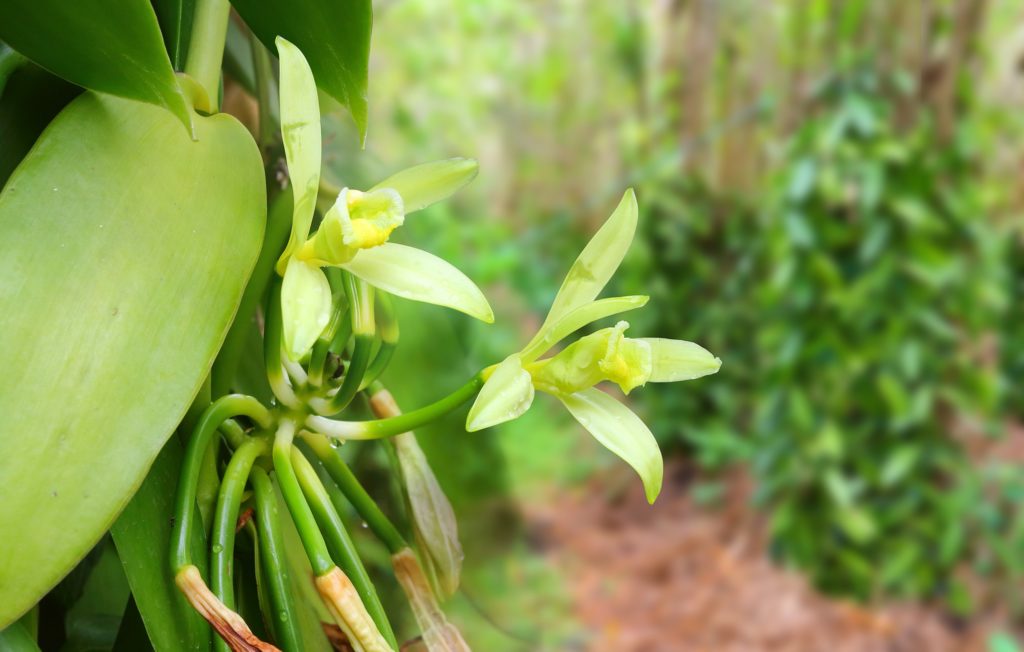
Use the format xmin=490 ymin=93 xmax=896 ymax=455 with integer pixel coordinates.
xmin=281 ymin=259 xmax=332 ymax=360
xmin=371 ymin=158 xmax=478 ymax=213
xmin=466 ymin=355 xmax=535 ymax=432
xmin=275 ymin=37 xmax=321 ymax=274
xmin=342 ymin=243 xmax=494 ymax=323
xmin=640 ymin=338 xmax=722 ymax=382
xmin=538 ymin=189 xmax=638 ymax=336
xmin=520 ymin=295 xmax=649 ymax=363
xmin=558 ymin=388 xmax=663 ymax=503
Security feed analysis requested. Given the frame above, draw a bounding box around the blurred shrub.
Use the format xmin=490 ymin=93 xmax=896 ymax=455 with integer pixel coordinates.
xmin=754 ymin=71 xmax=1007 ymax=600
xmin=621 ymin=178 xmax=759 ymax=468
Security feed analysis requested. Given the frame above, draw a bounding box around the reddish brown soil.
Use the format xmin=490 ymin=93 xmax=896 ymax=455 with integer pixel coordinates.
xmin=528 ymin=463 xmax=1010 ymax=652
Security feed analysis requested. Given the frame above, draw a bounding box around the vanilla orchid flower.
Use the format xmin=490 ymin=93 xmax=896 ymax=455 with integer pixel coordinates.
xmin=274 ymin=37 xmax=493 ymax=361
xmin=465 ymin=189 xmax=722 ymax=503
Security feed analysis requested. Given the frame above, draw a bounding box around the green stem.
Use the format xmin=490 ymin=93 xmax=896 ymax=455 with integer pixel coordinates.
xmin=272 ymin=420 xmax=334 ymax=576
xmin=210 ymin=438 xmax=269 ymax=652
xmin=250 ymin=467 xmax=305 ymax=652
xmin=171 ymin=394 xmax=273 ymax=571
xmin=212 ymin=189 xmax=293 ymax=397
xmin=298 ymin=434 xmax=406 ymax=554
xmin=306 ymin=375 xmax=484 ymax=440
xmin=265 ymin=277 xmax=300 ymax=408
xmin=291 ymin=450 xmax=398 ymax=650
xmin=183 ymin=0 xmax=231 ymax=110
xmin=315 ymin=275 xmax=374 ymax=414
xmin=249 ymin=32 xmax=277 ymax=150
xmin=309 ymin=293 xmax=350 ymax=388
xmin=359 ymin=293 xmax=399 ymax=391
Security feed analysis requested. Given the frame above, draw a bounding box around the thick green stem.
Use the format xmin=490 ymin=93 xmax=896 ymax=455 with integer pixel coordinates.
xmin=306 ymin=376 xmax=484 ymax=440
xmin=210 ymin=438 xmax=269 ymax=652
xmin=272 ymin=420 xmax=334 ymax=576
xmin=171 ymin=395 xmax=273 ymax=571
xmin=291 ymin=450 xmax=398 ymax=650
xmin=250 ymin=467 xmax=305 ymax=652
xmin=184 ymin=0 xmax=231 ymax=110
xmin=298 ymin=434 xmax=406 ymax=554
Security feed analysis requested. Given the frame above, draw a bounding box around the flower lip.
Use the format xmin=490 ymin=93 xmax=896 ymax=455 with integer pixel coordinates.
xmin=530 ymin=321 xmax=653 ymax=396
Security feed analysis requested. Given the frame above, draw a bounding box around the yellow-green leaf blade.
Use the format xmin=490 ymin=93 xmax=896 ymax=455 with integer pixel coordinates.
xmin=0 ymin=93 xmax=265 ymax=627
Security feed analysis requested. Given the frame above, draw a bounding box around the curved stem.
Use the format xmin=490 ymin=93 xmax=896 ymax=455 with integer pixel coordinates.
xmin=291 ymin=450 xmax=398 ymax=650
xmin=306 ymin=375 xmax=483 ymax=441
xmin=272 ymin=420 xmax=334 ymax=576
xmin=250 ymin=467 xmax=305 ymax=652
xmin=264 ymin=277 xmax=300 ymax=408
xmin=210 ymin=438 xmax=269 ymax=652
xmin=317 ymin=275 xmax=374 ymax=414
xmin=359 ymin=293 xmax=399 ymax=391
xmin=171 ymin=394 xmax=273 ymax=572
xmin=183 ymin=0 xmax=231 ymax=110
xmin=298 ymin=433 xmax=406 ymax=554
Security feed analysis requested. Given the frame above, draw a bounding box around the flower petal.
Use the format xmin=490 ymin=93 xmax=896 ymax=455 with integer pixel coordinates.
xmin=466 ymin=355 xmax=535 ymax=432
xmin=639 ymin=338 xmax=722 ymax=382
xmin=275 ymin=37 xmax=321 ymax=274
xmin=520 ymin=295 xmax=649 ymax=363
xmin=558 ymin=387 xmax=663 ymax=503
xmin=281 ymin=259 xmax=332 ymax=360
xmin=538 ymin=189 xmax=638 ymax=338
xmin=342 ymin=242 xmax=494 ymax=323
xmin=371 ymin=158 xmax=478 ymax=213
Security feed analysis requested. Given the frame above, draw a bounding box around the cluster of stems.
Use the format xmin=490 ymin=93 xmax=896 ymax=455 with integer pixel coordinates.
xmin=170 ymin=200 xmax=479 ymax=650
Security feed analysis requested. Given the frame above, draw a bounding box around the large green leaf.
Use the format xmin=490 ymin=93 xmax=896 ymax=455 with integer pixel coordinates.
xmin=0 ymin=92 xmax=265 ymax=627
xmin=0 ymin=0 xmax=191 ymax=130
xmin=0 ymin=61 xmax=80 ymax=188
xmin=111 ymin=439 xmax=212 ymax=652
xmin=230 ymin=0 xmax=372 ymax=139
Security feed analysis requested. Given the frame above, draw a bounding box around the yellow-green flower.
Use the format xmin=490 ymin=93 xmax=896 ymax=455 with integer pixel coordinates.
xmin=274 ymin=37 xmax=492 ymax=362
xmin=465 ymin=189 xmax=722 ymax=503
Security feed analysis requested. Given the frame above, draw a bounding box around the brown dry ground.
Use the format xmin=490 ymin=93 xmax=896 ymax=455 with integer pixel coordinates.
xmin=527 ymin=462 xmax=1012 ymax=652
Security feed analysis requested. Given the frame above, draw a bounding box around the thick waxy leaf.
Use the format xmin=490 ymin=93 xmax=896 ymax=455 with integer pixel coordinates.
xmin=152 ymin=0 xmax=196 ymax=69
xmin=521 ymin=295 xmax=649 ymax=363
xmin=343 ymin=243 xmax=494 ymax=323
xmin=112 ymin=439 xmax=212 ymax=652
xmin=640 ymin=338 xmax=722 ymax=382
xmin=231 ymin=0 xmax=372 ymax=139
xmin=275 ymin=37 xmax=322 ymax=272
xmin=0 ymin=0 xmax=191 ymax=131
xmin=559 ymin=388 xmax=663 ymax=503
xmin=466 ymin=355 xmax=535 ymax=432
xmin=0 ymin=61 xmax=80 ymax=189
xmin=0 ymin=93 xmax=264 ymax=627
xmin=541 ymin=189 xmax=638 ymax=330
xmin=371 ymin=158 xmax=479 ymax=214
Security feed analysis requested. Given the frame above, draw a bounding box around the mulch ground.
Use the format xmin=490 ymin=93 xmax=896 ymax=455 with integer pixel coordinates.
xmin=527 ymin=462 xmax=1012 ymax=652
